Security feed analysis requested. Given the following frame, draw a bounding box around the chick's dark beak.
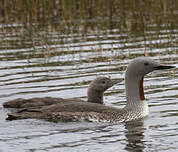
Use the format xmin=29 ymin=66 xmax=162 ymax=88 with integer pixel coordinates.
xmin=110 ymin=79 xmax=121 ymax=87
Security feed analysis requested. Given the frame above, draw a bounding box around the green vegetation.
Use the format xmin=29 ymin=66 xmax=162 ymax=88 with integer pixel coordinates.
xmin=0 ymin=0 xmax=177 ymax=58
xmin=1 ymin=0 xmax=178 ymax=30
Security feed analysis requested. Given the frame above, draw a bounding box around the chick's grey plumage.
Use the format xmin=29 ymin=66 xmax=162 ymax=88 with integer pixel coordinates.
xmin=3 ymin=77 xmax=118 ymax=109
xmin=5 ymin=77 xmax=119 ymax=120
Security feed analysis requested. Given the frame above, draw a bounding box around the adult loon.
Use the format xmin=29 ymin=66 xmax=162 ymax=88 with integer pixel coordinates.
xmin=3 ymin=77 xmax=119 ymax=109
xmin=6 ymin=57 xmax=175 ymax=122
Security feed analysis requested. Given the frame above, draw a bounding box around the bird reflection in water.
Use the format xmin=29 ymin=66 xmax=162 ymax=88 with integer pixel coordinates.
xmin=124 ymin=119 xmax=147 ymax=152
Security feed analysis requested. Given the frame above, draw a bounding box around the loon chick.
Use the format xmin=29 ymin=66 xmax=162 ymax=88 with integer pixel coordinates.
xmin=6 ymin=57 xmax=175 ymax=122
xmin=3 ymin=77 xmax=119 ymax=109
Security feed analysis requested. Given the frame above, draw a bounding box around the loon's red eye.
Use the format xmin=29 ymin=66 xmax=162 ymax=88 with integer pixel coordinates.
xmin=144 ymin=62 xmax=149 ymax=66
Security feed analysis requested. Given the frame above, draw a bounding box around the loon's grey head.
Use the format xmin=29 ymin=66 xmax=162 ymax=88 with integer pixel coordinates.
xmin=125 ymin=57 xmax=175 ymax=102
xmin=126 ymin=57 xmax=175 ymax=78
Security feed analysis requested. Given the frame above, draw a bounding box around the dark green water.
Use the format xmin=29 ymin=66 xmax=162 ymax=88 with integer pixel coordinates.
xmin=0 ymin=1 xmax=178 ymax=152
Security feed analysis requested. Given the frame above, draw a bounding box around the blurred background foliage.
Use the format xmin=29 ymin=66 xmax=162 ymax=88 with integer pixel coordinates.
xmin=1 ymin=0 xmax=178 ymax=33
xmin=0 ymin=0 xmax=177 ymax=58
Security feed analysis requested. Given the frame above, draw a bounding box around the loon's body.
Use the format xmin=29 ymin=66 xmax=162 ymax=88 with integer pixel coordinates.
xmin=7 ymin=101 xmax=148 ymax=122
xmin=6 ymin=57 xmax=175 ymax=122
xmin=44 ymin=100 xmax=148 ymax=122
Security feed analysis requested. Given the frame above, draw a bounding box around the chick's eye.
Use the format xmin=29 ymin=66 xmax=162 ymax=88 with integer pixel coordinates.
xmin=144 ymin=62 xmax=149 ymax=66
xmin=101 ymin=80 xmax=106 ymax=84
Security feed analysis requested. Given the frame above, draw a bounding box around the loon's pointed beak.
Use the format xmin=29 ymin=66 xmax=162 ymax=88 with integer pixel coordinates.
xmin=154 ymin=65 xmax=176 ymax=70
